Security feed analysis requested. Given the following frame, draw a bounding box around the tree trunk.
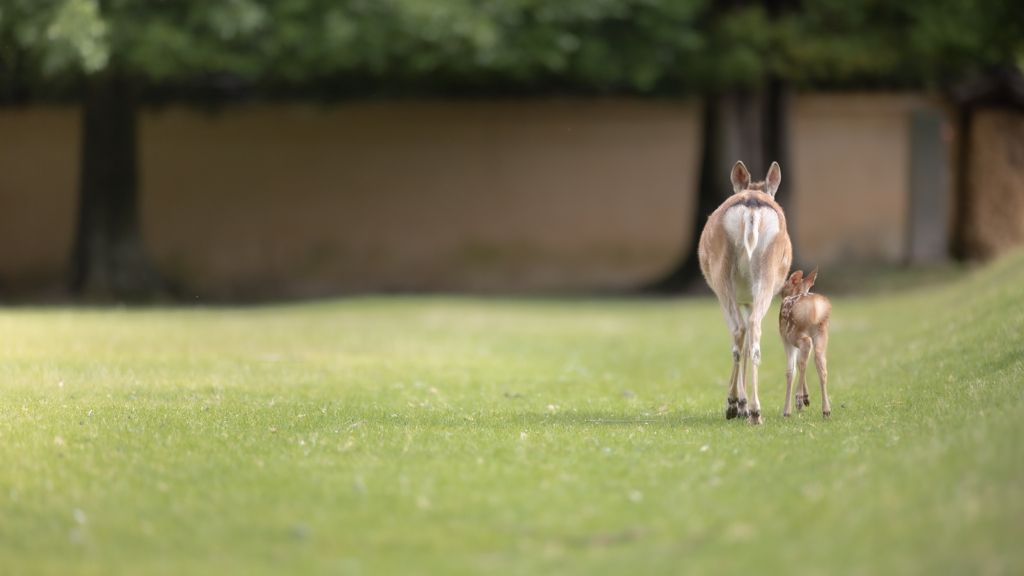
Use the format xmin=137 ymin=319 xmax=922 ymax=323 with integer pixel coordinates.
xmin=69 ymin=72 xmax=167 ymax=301
xmin=763 ymin=76 xmax=799 ymax=265
xmin=644 ymin=90 xmax=774 ymax=293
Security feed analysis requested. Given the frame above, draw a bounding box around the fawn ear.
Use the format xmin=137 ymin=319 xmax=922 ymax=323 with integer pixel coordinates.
xmin=765 ymin=162 xmax=782 ymax=198
xmin=786 ymin=268 xmax=802 ymax=286
xmin=802 ymin=267 xmax=818 ymax=292
xmin=731 ymin=161 xmax=751 ymax=193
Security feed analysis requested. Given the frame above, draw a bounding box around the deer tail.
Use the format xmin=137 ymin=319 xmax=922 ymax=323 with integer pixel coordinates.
xmin=743 ymin=210 xmax=760 ymax=259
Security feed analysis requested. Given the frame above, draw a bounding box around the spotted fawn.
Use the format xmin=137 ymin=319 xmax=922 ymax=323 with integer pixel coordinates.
xmin=779 ymin=268 xmax=831 ymax=419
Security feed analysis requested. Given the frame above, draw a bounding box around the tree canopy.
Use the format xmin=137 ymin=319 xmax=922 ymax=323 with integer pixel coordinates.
xmin=2 ymin=0 xmax=1019 ymax=102
xmin=774 ymin=0 xmax=1024 ymax=90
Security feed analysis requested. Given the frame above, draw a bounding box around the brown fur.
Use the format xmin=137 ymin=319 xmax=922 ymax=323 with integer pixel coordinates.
xmin=779 ymin=268 xmax=832 ymax=419
xmin=699 ymin=161 xmax=792 ymax=424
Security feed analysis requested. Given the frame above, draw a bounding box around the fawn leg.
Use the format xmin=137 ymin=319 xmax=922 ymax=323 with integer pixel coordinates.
xmin=795 ymin=335 xmax=812 ymax=413
xmin=795 ymin=379 xmax=809 ymax=410
xmin=783 ymin=343 xmax=799 ymax=418
xmin=795 ymin=350 xmax=810 ymax=409
xmin=814 ymin=332 xmax=830 ymax=419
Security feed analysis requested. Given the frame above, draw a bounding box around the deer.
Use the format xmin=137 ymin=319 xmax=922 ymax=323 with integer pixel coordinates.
xmin=779 ymin=268 xmax=832 ymax=419
xmin=698 ymin=161 xmax=792 ymax=424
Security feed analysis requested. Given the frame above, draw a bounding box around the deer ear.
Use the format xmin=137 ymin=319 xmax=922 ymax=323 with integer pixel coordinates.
xmin=731 ymin=161 xmax=751 ymax=193
xmin=765 ymin=162 xmax=782 ymax=198
xmin=802 ymin=267 xmax=818 ymax=292
xmin=789 ymin=270 xmax=803 ymax=284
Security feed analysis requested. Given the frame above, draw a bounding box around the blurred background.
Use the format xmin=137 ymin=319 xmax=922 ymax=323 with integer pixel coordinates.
xmin=0 ymin=0 xmax=1021 ymax=302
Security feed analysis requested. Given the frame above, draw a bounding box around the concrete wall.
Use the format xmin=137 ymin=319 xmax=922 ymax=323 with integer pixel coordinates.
xmin=0 ymin=94 xmax=952 ymax=297
xmin=788 ymin=94 xmax=944 ymax=266
xmin=139 ymin=100 xmax=701 ymax=297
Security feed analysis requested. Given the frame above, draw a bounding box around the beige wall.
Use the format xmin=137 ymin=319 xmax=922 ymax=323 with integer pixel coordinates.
xmin=139 ymin=100 xmax=701 ymax=296
xmin=789 ymin=94 xmax=940 ymax=266
xmin=0 ymin=108 xmax=80 ymax=290
xmin=0 ymin=95 xmax=949 ymax=297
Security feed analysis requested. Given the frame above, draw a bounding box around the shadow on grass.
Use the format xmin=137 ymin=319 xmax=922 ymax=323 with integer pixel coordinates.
xmin=325 ymin=406 xmax=729 ymax=432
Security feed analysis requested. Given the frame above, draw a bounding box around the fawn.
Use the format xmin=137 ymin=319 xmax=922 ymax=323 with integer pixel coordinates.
xmin=699 ymin=161 xmax=792 ymax=424
xmin=779 ymin=268 xmax=832 ymax=419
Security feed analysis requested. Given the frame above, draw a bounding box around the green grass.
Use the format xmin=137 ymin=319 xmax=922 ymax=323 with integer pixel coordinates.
xmin=1 ymin=250 xmax=1022 ymax=576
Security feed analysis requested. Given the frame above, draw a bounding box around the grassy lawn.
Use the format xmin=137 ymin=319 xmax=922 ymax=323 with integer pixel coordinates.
xmin=1 ymin=250 xmax=1022 ymax=576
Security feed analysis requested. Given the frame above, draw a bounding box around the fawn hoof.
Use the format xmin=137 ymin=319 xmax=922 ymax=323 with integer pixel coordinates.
xmin=726 ymin=398 xmax=739 ymax=420
xmin=737 ymin=398 xmax=749 ymax=418
xmin=822 ymin=410 xmax=831 ymax=420
xmin=795 ymin=395 xmax=808 ymax=411
xmin=748 ymin=410 xmax=762 ymax=425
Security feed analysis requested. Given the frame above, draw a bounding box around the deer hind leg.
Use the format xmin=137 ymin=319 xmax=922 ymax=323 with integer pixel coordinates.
xmin=745 ymin=298 xmax=772 ymax=425
xmin=782 ymin=342 xmax=799 ymax=418
xmin=737 ymin=305 xmax=752 ymax=418
xmin=723 ymin=301 xmax=747 ymax=420
xmin=726 ymin=353 xmax=741 ymax=419
xmin=814 ymin=331 xmax=830 ymax=419
xmin=795 ymin=335 xmax=812 ymax=413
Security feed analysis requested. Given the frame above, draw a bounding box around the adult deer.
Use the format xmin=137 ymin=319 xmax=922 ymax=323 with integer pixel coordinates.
xmin=698 ymin=161 xmax=792 ymax=424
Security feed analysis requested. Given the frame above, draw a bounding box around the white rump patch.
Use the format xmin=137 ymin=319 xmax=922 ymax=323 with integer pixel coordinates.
xmin=722 ymin=206 xmax=781 ymax=305
xmin=757 ymin=210 xmax=780 ymax=252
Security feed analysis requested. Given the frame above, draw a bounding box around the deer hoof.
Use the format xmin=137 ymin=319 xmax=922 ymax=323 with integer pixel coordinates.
xmin=726 ymin=406 xmax=738 ymax=419
xmin=803 ymin=395 xmax=811 ymax=407
xmin=738 ymin=398 xmax=749 ymax=418
xmin=822 ymin=411 xmax=831 ymax=420
xmin=749 ymin=410 xmax=762 ymax=425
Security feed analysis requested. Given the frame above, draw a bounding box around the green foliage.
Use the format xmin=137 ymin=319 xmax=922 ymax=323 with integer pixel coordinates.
xmin=34 ymin=0 xmax=108 ymax=75
xmin=1 ymin=0 xmax=1022 ymax=96
xmin=1 ymin=0 xmax=712 ymax=95
xmin=0 ymin=249 xmax=1022 ymax=574
xmin=775 ymin=0 xmax=1024 ymax=89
